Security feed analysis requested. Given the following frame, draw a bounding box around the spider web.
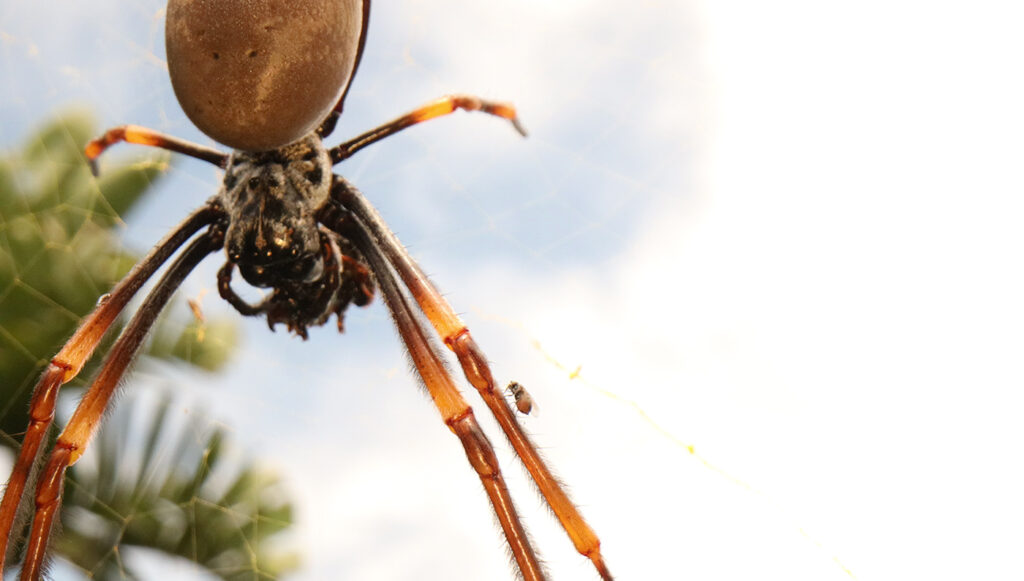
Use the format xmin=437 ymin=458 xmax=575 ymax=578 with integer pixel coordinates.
xmin=4 ymin=2 xmax=1024 ymax=581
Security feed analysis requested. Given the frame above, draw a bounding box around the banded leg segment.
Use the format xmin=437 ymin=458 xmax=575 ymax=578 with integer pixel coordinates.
xmin=329 ymin=95 xmax=526 ymax=164
xmin=85 ymin=125 xmax=228 ymax=175
xmin=449 ymin=334 xmax=612 ymax=580
xmin=0 ymin=206 xmax=220 ymax=572
xmin=332 ymin=181 xmax=613 ymax=580
xmin=17 ymin=229 xmax=222 ymax=581
xmin=330 ymin=207 xmax=546 ymax=581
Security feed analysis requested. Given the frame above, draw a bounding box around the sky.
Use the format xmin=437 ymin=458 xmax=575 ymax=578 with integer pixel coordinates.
xmin=3 ymin=1 xmax=1024 ymax=580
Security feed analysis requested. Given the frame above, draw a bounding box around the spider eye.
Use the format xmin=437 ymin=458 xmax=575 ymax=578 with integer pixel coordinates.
xmin=165 ymin=0 xmax=364 ymax=151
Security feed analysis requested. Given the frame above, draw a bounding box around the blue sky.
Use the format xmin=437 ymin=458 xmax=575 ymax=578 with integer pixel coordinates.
xmin=3 ymin=1 xmax=1024 ymax=580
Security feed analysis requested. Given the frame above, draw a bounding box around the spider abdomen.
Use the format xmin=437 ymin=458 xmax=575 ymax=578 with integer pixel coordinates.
xmin=166 ymin=0 xmax=364 ymax=151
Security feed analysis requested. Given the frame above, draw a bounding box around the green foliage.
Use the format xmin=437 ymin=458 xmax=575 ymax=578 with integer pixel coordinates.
xmin=59 ymin=393 xmax=298 ymax=580
xmin=0 ymin=112 xmax=296 ymax=579
xmin=0 ymin=112 xmax=152 ymax=440
xmin=0 ymin=110 xmax=238 ymax=439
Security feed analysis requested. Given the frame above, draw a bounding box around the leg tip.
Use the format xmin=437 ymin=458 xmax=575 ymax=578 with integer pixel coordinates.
xmin=511 ymin=117 xmax=528 ymax=138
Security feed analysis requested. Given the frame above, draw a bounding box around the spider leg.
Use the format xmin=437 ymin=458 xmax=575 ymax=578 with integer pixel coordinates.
xmin=331 ymin=180 xmax=614 ymax=580
xmin=329 ymin=94 xmax=527 ymax=164
xmin=14 ymin=227 xmax=223 ymax=580
xmin=324 ymin=204 xmax=547 ymax=581
xmin=216 ymin=262 xmax=264 ymax=317
xmin=85 ymin=125 xmax=228 ymax=175
xmin=0 ymin=205 xmax=221 ymax=572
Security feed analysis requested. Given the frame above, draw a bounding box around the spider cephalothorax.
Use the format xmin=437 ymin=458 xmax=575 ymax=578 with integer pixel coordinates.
xmin=215 ymin=133 xmax=374 ymax=338
xmin=220 ymin=134 xmax=332 ymax=276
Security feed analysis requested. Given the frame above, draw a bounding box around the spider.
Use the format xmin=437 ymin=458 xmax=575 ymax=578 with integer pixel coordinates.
xmin=0 ymin=1 xmax=612 ymax=580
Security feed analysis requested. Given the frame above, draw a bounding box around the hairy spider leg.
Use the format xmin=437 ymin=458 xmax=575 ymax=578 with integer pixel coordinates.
xmin=331 ymin=181 xmax=614 ymax=581
xmin=85 ymin=126 xmax=228 ymax=174
xmin=330 ymin=94 xmax=527 ymax=164
xmin=84 ymin=95 xmax=525 ymax=173
xmin=327 ymin=206 xmax=547 ymax=581
xmin=15 ymin=227 xmax=223 ymax=580
xmin=0 ymin=207 xmax=220 ymax=574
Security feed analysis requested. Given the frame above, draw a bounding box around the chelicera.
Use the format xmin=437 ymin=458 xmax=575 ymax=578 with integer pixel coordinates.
xmin=0 ymin=2 xmax=612 ymax=580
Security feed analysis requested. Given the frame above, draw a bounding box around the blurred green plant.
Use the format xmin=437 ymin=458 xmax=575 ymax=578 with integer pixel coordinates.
xmin=0 ymin=112 xmax=296 ymax=579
